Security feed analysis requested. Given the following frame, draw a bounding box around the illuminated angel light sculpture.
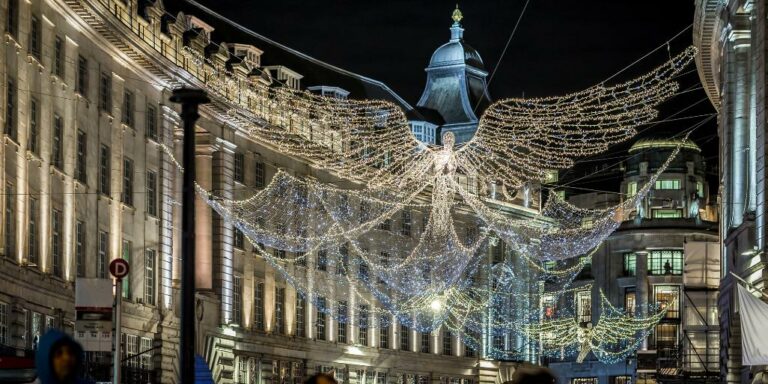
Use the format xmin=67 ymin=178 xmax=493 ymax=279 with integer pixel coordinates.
xmin=525 ymin=292 xmax=666 ymax=363
xmin=177 ymin=44 xmax=697 ymax=358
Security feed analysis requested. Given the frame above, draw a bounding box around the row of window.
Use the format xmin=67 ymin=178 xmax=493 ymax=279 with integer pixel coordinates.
xmin=99 ymin=233 xmax=158 ymax=306
xmin=233 ymin=153 xmax=266 ymax=187
xmin=624 ymin=285 xmax=680 ymax=319
xmin=2 ymin=207 xmax=157 ymax=303
xmin=238 ymin=281 xmax=474 ymax=356
xmin=626 ymin=180 xmax=705 ymax=195
xmin=571 ymin=377 xmax=632 ymax=384
xmin=0 ymin=302 xmax=56 ymax=349
xmin=6 ymin=96 xmax=160 ymax=205
xmin=623 ymin=250 xmax=684 ymax=276
xmin=241 ymin=354 xmax=478 ymax=384
xmin=4 ymin=164 xmax=159 ymax=261
xmin=4 ymin=5 xmax=163 ymax=143
xmin=411 ymin=123 xmax=436 ymax=144
xmin=120 ymin=333 xmax=153 ymax=370
xmin=571 ymin=283 xmax=680 ymax=327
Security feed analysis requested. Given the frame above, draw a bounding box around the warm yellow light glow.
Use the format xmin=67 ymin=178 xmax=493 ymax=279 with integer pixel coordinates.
xmin=430 ymin=298 xmax=443 ymax=312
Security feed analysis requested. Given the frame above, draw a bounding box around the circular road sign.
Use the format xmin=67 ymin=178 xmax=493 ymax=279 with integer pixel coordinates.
xmin=109 ymin=258 xmax=130 ymax=279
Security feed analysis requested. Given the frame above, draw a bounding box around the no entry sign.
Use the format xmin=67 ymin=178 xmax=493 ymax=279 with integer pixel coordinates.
xmin=109 ymin=258 xmax=130 ymax=279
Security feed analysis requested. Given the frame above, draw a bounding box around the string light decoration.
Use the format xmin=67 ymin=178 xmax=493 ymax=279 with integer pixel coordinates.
xmin=522 ymin=290 xmax=666 ymax=364
xmin=166 ymin=42 xmax=697 ymax=360
xmin=63 ymin=0 xmax=699 ymax=364
xmin=182 ymin=44 xmax=696 ymax=192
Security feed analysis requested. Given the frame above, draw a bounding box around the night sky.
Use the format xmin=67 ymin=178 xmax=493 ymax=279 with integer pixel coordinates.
xmin=191 ymin=0 xmax=717 ymax=192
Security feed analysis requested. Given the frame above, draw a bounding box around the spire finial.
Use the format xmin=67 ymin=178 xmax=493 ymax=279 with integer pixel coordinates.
xmin=452 ymin=4 xmax=463 ymax=24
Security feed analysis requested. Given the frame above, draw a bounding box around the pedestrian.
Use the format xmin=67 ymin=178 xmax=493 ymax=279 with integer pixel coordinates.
xmin=505 ymin=367 xmax=557 ymax=384
xmin=305 ymin=372 xmax=338 ymax=384
xmin=34 ymin=329 xmax=92 ymax=384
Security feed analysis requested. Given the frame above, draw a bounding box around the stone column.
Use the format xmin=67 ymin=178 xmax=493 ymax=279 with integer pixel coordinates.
xmin=194 ymin=133 xmax=216 ymax=290
xmin=751 ymin=2 xmax=767 ymax=251
xmin=265 ymin=268 xmax=276 ymax=332
xmin=212 ymin=138 xmax=235 ymax=325
xmin=285 ymin=282 xmax=296 ymax=335
xmin=172 ymin=127 xmax=183 ymax=294
xmin=243 ymin=251 xmax=255 ymax=330
xmin=306 ymin=249 xmax=315 ymax=339
xmin=160 ymin=105 xmax=180 ymax=311
xmin=727 ymin=25 xmax=751 ymax=227
xmin=635 ymin=250 xmax=649 ymax=350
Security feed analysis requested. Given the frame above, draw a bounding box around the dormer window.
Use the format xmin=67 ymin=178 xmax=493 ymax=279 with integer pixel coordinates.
xmin=307 ymin=86 xmax=350 ymax=100
xmin=186 ymin=15 xmax=215 ymax=42
xmin=264 ymin=66 xmax=303 ymax=90
xmin=232 ymin=43 xmax=263 ymax=69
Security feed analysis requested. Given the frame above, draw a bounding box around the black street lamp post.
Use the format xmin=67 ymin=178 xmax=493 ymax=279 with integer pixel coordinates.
xmin=169 ymin=88 xmax=209 ymax=384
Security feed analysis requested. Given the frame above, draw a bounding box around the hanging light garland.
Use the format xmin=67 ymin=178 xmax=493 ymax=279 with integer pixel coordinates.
xmin=163 ymin=44 xmax=697 ymax=358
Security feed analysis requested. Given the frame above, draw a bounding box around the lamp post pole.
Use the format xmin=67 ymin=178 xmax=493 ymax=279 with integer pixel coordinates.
xmin=170 ymin=88 xmax=209 ymax=384
xmin=113 ymin=278 xmax=122 ymax=384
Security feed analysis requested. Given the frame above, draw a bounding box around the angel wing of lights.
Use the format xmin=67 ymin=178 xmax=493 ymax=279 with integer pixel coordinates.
xmin=200 ymin=45 xmax=695 ymax=193
xmin=457 ymin=46 xmax=697 ymax=188
xmin=170 ymin=45 xmax=696 ymax=348
xmin=527 ymin=291 xmax=666 ymax=364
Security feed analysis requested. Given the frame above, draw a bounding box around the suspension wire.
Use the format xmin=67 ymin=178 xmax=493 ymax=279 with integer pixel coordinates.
xmin=473 ymin=0 xmax=533 ymax=114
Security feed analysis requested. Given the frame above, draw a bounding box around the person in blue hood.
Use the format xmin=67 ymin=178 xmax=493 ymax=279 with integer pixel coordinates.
xmin=34 ymin=330 xmax=91 ymax=384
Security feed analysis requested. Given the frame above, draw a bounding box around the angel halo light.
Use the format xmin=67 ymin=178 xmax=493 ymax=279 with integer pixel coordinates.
xmin=177 ymin=42 xmax=697 ymax=361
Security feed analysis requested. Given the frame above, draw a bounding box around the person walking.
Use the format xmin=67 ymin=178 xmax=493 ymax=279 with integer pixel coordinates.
xmin=34 ymin=330 xmax=92 ymax=384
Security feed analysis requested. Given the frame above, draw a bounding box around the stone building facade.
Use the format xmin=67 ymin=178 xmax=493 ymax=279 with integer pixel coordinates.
xmin=547 ymin=140 xmax=720 ymax=384
xmin=0 ymin=0 xmax=539 ymax=383
xmin=694 ymin=0 xmax=768 ymax=383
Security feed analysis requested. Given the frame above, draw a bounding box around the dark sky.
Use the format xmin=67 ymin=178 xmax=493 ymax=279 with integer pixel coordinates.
xmin=192 ymin=0 xmax=717 ymax=192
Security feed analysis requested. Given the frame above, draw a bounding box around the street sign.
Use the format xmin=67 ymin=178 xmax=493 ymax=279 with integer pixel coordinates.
xmin=109 ymin=259 xmax=130 ymax=279
xmin=75 ymin=278 xmax=113 ymax=352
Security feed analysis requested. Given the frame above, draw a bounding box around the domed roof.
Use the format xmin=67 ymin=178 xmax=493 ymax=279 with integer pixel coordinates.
xmin=429 ymin=40 xmax=485 ymax=69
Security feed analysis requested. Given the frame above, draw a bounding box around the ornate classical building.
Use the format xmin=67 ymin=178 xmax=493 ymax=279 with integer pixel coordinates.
xmin=546 ymin=139 xmax=720 ymax=384
xmin=0 ymin=0 xmax=539 ymax=383
xmin=694 ymin=0 xmax=768 ymax=383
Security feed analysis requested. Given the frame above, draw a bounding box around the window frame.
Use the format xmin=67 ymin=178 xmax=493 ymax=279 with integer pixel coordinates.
xmin=6 ymin=0 xmax=18 ymax=37
xmin=4 ymin=184 xmax=14 ymax=259
xmin=654 ymin=179 xmax=681 ymax=190
xmin=122 ymin=90 xmax=134 ymax=127
xmin=75 ymin=221 xmax=85 ymax=277
xmin=99 ymin=145 xmax=111 ymax=195
xmin=623 ymin=252 xmax=636 ymax=277
xmin=97 ymin=231 xmax=108 ymax=278
xmin=53 ymin=36 xmax=64 ymax=78
xmin=28 ymin=97 xmax=39 ymax=154
xmin=28 ymin=198 xmax=38 ymax=265
xmin=76 ymin=55 xmax=88 ymax=97
xmin=5 ymin=77 xmax=16 ymax=141
xmin=76 ymin=131 xmax=87 ymax=182
xmin=336 ymin=300 xmax=347 ymax=343
xmin=575 ymin=290 xmax=592 ymax=324
xmin=122 ymin=158 xmax=134 ymax=206
xmin=233 ymin=153 xmax=245 ymax=183
xmin=52 ymin=209 xmax=63 ymax=277
xmin=146 ymin=104 xmax=158 ymax=141
xmin=254 ymin=161 xmax=265 ymax=188
xmin=99 ymin=72 xmax=111 ymax=113
xmin=653 ymin=285 xmax=681 ymax=319
xmin=146 ymin=170 xmax=157 ymax=216
xmin=232 ymin=275 xmax=242 ymax=325
xmin=144 ymin=249 xmax=156 ymax=305
xmin=648 ymin=249 xmax=683 ymax=275
xmin=52 ymin=114 xmax=64 ymax=169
